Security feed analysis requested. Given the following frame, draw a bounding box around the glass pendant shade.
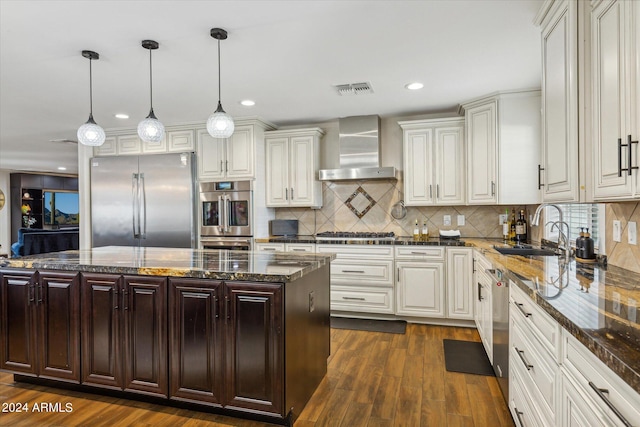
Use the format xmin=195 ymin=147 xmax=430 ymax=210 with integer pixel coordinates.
xmin=138 ymin=110 xmax=164 ymax=143
xmin=78 ymin=50 xmax=105 ymax=147
xmin=77 ymin=115 xmax=106 ymax=146
xmin=207 ymin=102 xmax=234 ymax=138
xmin=137 ymin=40 xmax=164 ymax=143
xmin=207 ymin=28 xmax=234 ymax=139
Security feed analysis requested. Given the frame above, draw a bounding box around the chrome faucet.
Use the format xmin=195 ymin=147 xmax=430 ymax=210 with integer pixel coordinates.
xmin=532 ymin=204 xmax=572 ymax=261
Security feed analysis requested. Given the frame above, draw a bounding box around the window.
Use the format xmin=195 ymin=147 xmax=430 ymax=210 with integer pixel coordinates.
xmin=544 ymin=204 xmax=603 ymax=249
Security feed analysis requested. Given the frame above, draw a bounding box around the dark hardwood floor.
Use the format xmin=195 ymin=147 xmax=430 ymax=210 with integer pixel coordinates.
xmin=0 ymin=324 xmax=513 ymax=426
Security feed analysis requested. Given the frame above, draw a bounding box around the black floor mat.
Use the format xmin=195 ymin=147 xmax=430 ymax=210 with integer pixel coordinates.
xmin=330 ymin=317 xmax=406 ymax=334
xmin=443 ymin=339 xmax=495 ymax=376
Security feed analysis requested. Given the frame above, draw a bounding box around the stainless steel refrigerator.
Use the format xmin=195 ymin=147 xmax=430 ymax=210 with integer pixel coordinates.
xmin=90 ymin=152 xmax=196 ymax=248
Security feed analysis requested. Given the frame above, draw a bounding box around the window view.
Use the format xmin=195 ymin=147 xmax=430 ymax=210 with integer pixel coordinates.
xmin=44 ymin=191 xmax=80 ymax=226
xmin=544 ymin=203 xmax=603 ymax=249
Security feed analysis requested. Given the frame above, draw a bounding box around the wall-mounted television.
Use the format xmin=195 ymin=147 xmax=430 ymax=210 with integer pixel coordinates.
xmin=43 ymin=191 xmax=79 ymax=226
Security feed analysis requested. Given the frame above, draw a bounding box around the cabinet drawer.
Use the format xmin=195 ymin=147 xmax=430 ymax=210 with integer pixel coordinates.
xmin=562 ymin=330 xmax=640 ymax=426
xmin=510 ymin=283 xmax=561 ymax=361
xmin=330 ymin=259 xmax=394 ymax=287
xmin=511 ymin=313 xmax=558 ymax=424
xmin=395 ymin=246 xmax=445 ymax=260
xmin=474 ymin=250 xmax=493 ymax=272
xmin=255 ymin=243 xmax=285 ymax=252
xmin=316 ymin=244 xmax=394 ymax=259
xmin=331 ymin=286 xmax=394 ymax=314
xmin=285 ymin=243 xmax=315 ymax=253
xmin=510 ymin=359 xmax=547 ymax=427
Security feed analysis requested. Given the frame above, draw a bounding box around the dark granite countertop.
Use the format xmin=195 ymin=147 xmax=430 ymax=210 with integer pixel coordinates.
xmin=256 ymin=235 xmax=466 ymax=246
xmin=0 ymin=246 xmax=335 ymax=283
xmin=466 ymin=238 xmax=640 ymax=394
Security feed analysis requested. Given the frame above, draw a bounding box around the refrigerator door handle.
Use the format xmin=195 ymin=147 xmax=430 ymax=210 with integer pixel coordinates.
xmin=132 ymin=173 xmax=139 ymax=238
xmin=139 ymin=173 xmax=147 ymax=239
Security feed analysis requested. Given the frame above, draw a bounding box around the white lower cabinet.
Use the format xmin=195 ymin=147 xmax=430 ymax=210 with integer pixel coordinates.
xmin=395 ymin=247 xmax=445 ymax=318
xmin=474 ymin=251 xmax=493 ymax=362
xmin=254 ymin=242 xmax=315 ymax=253
xmin=317 ymin=245 xmax=395 ymax=315
xmin=446 ymin=247 xmax=473 ymax=320
xmin=396 ymin=260 xmax=444 ymax=317
xmin=509 ymin=282 xmax=640 ymax=427
xmin=561 ymin=330 xmax=640 ymax=426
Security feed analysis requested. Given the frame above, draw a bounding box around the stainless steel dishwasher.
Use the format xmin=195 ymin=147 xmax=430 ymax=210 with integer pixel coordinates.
xmin=487 ymin=268 xmax=509 ymax=403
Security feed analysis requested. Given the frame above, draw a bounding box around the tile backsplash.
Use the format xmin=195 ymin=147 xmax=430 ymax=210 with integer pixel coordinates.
xmin=274 ymin=181 xmax=532 ymax=239
xmin=605 ymin=202 xmax=640 ymax=274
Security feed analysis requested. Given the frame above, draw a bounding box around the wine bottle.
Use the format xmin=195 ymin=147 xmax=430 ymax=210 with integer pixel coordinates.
xmin=509 ymin=208 xmax=517 ymax=241
xmin=515 ymin=209 xmax=527 ymax=243
xmin=502 ymin=209 xmax=509 ymax=241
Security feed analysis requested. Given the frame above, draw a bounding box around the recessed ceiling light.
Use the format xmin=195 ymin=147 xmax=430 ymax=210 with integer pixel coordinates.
xmin=405 ymin=82 xmax=424 ymax=90
xmin=57 ymin=166 xmax=67 ymax=171
xmin=240 ymin=100 xmax=255 ymax=106
xmin=115 ymin=113 xmax=129 ymax=119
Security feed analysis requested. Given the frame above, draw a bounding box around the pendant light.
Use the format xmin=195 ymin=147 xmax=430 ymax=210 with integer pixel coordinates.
xmin=137 ymin=40 xmax=165 ymax=143
xmin=77 ymin=50 xmax=106 ymax=146
xmin=206 ymin=28 xmax=234 ymax=139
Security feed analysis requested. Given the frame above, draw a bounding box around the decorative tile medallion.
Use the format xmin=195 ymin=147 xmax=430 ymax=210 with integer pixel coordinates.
xmin=345 ymin=186 xmax=376 ymax=219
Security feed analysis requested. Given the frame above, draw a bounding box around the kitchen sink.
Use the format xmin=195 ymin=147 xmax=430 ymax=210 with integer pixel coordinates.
xmin=493 ymin=245 xmax=557 ymax=256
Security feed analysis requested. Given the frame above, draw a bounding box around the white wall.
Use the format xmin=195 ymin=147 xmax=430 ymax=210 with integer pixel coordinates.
xmin=0 ymin=170 xmax=11 ymax=255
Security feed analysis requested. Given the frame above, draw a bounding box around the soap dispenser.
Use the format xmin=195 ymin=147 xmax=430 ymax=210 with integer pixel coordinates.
xmin=575 ymin=228 xmax=586 ymax=259
xmin=583 ymin=228 xmax=596 ymax=260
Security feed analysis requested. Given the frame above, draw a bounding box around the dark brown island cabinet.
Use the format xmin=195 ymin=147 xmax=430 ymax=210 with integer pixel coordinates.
xmin=0 ymin=265 xmax=330 ymax=426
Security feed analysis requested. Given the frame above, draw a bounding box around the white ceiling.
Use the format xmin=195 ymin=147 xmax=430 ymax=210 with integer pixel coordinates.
xmin=0 ymin=0 xmax=544 ymax=174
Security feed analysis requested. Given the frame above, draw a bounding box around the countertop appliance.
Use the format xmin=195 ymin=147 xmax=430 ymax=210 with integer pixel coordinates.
xmin=488 ymin=268 xmax=509 ymax=403
xmin=90 ymin=153 xmax=196 ymax=248
xmin=199 ymin=181 xmax=253 ymax=250
xmin=270 ymin=219 xmax=298 ymax=237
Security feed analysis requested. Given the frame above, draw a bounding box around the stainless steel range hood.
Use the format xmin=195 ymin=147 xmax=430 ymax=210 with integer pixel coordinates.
xmin=318 ymin=115 xmax=398 ymax=181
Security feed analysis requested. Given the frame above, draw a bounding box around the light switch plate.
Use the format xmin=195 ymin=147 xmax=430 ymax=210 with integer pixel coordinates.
xmin=443 ymin=215 xmax=451 ymax=226
xmin=457 ymin=215 xmax=465 ymax=226
xmin=628 ymin=221 xmax=637 ymax=245
xmin=499 ymin=214 xmax=507 ymax=225
xmin=613 ymin=220 xmax=622 ymax=242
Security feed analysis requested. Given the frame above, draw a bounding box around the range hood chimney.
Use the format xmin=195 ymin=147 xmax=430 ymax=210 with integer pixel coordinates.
xmin=318 ymin=115 xmax=398 ymax=181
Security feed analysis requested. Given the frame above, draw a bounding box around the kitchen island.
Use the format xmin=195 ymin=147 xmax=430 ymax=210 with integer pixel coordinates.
xmin=0 ymin=246 xmax=334 ymax=426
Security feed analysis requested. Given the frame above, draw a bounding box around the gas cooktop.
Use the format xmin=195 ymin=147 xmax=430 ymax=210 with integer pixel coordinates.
xmin=314 ymin=231 xmax=396 ymax=241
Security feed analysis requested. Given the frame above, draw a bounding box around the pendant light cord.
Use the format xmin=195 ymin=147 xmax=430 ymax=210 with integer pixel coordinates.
xmin=149 ymin=47 xmax=153 ymax=110
xmin=88 ymin=57 xmax=93 ymax=117
xmin=217 ymin=38 xmax=221 ymax=103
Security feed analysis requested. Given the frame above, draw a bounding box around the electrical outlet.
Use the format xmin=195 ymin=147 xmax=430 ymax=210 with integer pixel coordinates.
xmin=613 ymin=220 xmax=622 ymax=242
xmin=457 ymin=215 xmax=465 ymax=226
xmin=499 ymin=214 xmax=507 ymax=225
xmin=443 ymin=215 xmax=451 ymax=226
xmin=613 ymin=292 xmax=621 ymax=315
xmin=629 ymin=298 xmax=637 ymax=322
xmin=628 ymin=221 xmax=637 ymax=245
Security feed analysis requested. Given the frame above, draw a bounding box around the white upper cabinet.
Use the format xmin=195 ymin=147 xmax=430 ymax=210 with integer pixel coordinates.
xmin=536 ymin=0 xmax=581 ymax=202
xmin=265 ymin=128 xmax=324 ymax=208
xmin=196 ymin=119 xmax=275 ymax=182
xmin=591 ymin=0 xmax=640 ymax=200
xmin=400 ymin=118 xmax=465 ymax=206
xmin=197 ymin=125 xmax=255 ymax=181
xmin=461 ymin=90 xmax=542 ymax=205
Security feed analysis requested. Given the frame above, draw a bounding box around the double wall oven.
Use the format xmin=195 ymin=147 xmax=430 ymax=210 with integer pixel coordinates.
xmin=199 ymin=181 xmax=252 ymax=250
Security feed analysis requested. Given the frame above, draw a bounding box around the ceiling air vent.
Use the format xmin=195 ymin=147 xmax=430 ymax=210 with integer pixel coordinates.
xmin=334 ymin=82 xmax=374 ymax=96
